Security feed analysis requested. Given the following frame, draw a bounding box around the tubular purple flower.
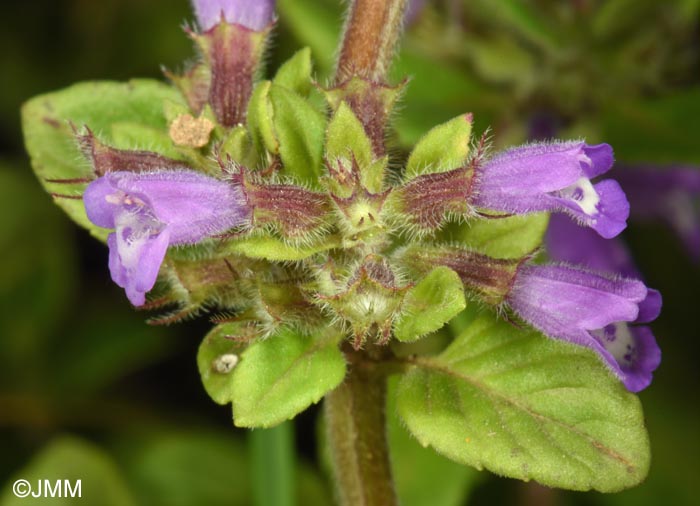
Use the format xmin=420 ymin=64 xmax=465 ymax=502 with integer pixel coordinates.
xmin=192 ymin=0 xmax=275 ymax=31
xmin=472 ymin=141 xmax=629 ymax=238
xmin=83 ymin=170 xmax=249 ymax=306
xmin=506 ymin=263 xmax=661 ymax=392
xmin=615 ymin=165 xmax=700 ymax=261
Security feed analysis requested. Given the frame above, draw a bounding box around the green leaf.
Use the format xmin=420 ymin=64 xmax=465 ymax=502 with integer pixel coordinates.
xmin=442 ymin=213 xmax=549 ymax=258
xmin=325 ymin=102 xmax=385 ymax=192
xmin=21 ymin=79 xmax=185 ymax=239
xmin=231 ymin=327 xmax=346 ymax=428
xmin=396 ymin=307 xmax=651 ymax=492
xmin=198 ymin=322 xmax=251 ymax=405
xmin=394 ymin=267 xmax=466 ymax=342
xmin=223 ymin=234 xmax=339 ymax=261
xmin=269 ymin=83 xmax=327 ymax=186
xmin=273 ymin=48 xmax=313 ymax=97
xmin=247 ymin=80 xmax=279 ymax=155
xmin=405 ymin=114 xmax=473 ymax=180
xmin=325 ymin=102 xmax=373 ymax=169
xmin=110 ymin=122 xmax=183 ymax=160
xmin=219 ymin=125 xmax=257 ymax=168
xmin=388 ymin=377 xmax=480 ymax=506
xmin=0 ymin=436 xmax=135 ymax=506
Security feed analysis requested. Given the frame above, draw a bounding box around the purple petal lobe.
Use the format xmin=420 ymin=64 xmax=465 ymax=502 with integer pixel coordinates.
xmin=192 ymin=0 xmax=275 ymax=31
xmin=581 ymin=143 xmax=614 ymax=178
xmin=553 ymin=179 xmax=630 ymax=239
xmin=592 ymin=324 xmax=661 ymax=393
xmin=636 ymin=289 xmax=662 ymax=324
xmin=83 ymin=177 xmax=120 ymax=228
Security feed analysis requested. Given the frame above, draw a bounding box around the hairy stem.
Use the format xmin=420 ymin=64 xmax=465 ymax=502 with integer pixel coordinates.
xmin=336 ymin=0 xmax=408 ymax=83
xmin=334 ymin=0 xmax=408 ymax=156
xmin=324 ymin=352 xmax=397 ymax=506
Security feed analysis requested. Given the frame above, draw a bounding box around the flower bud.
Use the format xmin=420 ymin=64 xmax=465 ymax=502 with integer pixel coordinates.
xmin=192 ymin=0 xmax=275 ymax=32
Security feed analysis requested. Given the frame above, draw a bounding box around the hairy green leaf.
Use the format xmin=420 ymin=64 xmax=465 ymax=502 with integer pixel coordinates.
xmin=269 ymin=83 xmax=327 ymax=186
xmin=394 ymin=267 xmax=466 ymax=342
xmin=247 ymin=80 xmax=279 ymax=156
xmin=442 ymin=213 xmax=549 ymax=258
xmin=388 ymin=377 xmax=480 ymax=506
xmin=396 ymin=307 xmax=650 ymax=492
xmin=198 ymin=322 xmax=251 ymax=405
xmin=406 ymin=114 xmax=472 ymax=180
xmin=231 ymin=327 xmax=346 ymax=428
xmin=326 ymin=102 xmax=373 ymax=169
xmin=274 ymin=47 xmax=314 ymax=97
xmin=223 ymin=234 xmax=339 ymax=261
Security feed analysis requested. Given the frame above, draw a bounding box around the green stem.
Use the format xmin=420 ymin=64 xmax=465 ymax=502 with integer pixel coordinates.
xmin=324 ymin=353 xmax=397 ymax=506
xmin=250 ymin=421 xmax=296 ymax=506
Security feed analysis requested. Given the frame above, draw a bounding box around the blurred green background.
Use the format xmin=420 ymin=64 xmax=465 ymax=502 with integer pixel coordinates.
xmin=0 ymin=1 xmax=698 ymax=505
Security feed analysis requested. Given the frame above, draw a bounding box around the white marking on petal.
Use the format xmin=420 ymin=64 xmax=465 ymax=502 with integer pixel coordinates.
xmin=593 ymin=322 xmax=635 ymax=365
xmin=560 ymin=177 xmax=600 ymax=216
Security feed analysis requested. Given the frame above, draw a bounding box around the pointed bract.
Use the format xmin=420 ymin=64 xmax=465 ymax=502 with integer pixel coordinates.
xmin=84 ymin=170 xmax=249 ymax=306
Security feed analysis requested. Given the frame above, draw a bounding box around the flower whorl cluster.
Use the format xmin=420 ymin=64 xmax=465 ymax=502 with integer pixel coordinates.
xmin=56 ymin=0 xmax=659 ymax=396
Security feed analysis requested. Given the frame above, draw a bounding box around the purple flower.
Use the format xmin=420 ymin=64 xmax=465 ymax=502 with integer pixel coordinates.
xmin=615 ymin=165 xmax=700 ymax=261
xmin=472 ymin=141 xmax=629 ymax=238
xmin=546 ymin=213 xmax=640 ymax=278
xmin=192 ymin=0 xmax=275 ymax=31
xmin=507 ymin=263 xmax=661 ymax=392
xmin=83 ymin=170 xmax=249 ymax=306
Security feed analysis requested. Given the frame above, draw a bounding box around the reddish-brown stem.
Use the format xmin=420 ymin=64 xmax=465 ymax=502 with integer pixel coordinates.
xmin=336 ymin=0 xmax=408 ymax=83
xmin=324 ymin=348 xmax=398 ymax=506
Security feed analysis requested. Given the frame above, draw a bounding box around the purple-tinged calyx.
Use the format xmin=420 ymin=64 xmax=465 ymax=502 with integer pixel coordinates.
xmin=506 ymin=263 xmax=661 ymax=392
xmin=244 ymin=179 xmax=331 ymax=239
xmin=184 ymin=0 xmax=274 ymax=126
xmin=396 ymin=244 xmax=522 ymax=305
xmin=192 ymin=0 xmax=275 ymax=32
xmin=83 ymin=170 xmax=249 ymax=306
xmin=472 ymin=141 xmax=629 ymax=239
xmin=77 ymin=128 xmax=191 ymax=176
xmin=391 ymin=167 xmax=475 ymax=232
xmin=615 ymin=165 xmax=700 ymax=261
